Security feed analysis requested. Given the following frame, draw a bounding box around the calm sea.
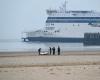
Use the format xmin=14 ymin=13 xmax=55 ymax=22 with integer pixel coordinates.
xmin=0 ymin=39 xmax=100 ymax=52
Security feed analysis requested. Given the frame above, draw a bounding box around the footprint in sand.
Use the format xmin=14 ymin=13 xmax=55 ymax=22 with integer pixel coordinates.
xmin=50 ymin=72 xmax=55 ymax=75
xmin=20 ymin=70 xmax=24 ymax=72
xmin=93 ymin=62 xmax=97 ymax=65
xmin=56 ymin=68 xmax=62 ymax=70
xmin=83 ymin=67 xmax=86 ymax=70
xmin=65 ymin=72 xmax=71 ymax=75
xmin=49 ymin=68 xmax=53 ymax=71
xmin=98 ymin=67 xmax=100 ymax=69
xmin=4 ymin=70 xmax=8 ymax=72
xmin=47 ymin=68 xmax=53 ymax=72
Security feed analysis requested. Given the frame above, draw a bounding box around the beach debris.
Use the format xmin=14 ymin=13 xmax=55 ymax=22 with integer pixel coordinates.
xmin=40 ymin=51 xmax=49 ymax=55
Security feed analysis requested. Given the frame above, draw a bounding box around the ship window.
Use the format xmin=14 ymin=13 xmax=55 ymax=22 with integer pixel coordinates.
xmin=56 ymin=30 xmax=60 ymax=32
xmin=51 ymin=23 xmax=54 ymax=25
xmin=73 ymin=24 xmax=80 ymax=26
xmin=72 ymin=14 xmax=77 ymax=16
xmin=44 ymin=31 xmax=48 ymax=32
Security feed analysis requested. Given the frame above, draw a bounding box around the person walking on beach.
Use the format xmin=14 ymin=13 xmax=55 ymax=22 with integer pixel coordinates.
xmin=38 ymin=48 xmax=41 ymax=55
xmin=49 ymin=47 xmax=52 ymax=55
xmin=57 ymin=46 xmax=60 ymax=55
xmin=52 ymin=47 xmax=55 ymax=55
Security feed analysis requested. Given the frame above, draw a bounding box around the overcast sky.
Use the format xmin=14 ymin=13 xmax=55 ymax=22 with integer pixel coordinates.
xmin=0 ymin=0 xmax=100 ymax=39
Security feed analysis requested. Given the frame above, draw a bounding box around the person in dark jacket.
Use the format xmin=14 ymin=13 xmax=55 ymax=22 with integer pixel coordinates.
xmin=57 ymin=46 xmax=60 ymax=55
xmin=38 ymin=48 xmax=41 ymax=55
xmin=49 ymin=47 xmax=52 ymax=55
xmin=52 ymin=47 xmax=55 ymax=55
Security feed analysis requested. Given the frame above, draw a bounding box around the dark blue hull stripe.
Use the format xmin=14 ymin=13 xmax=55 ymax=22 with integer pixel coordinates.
xmin=46 ymin=20 xmax=100 ymax=23
xmin=48 ymin=17 xmax=100 ymax=19
xmin=26 ymin=37 xmax=84 ymax=42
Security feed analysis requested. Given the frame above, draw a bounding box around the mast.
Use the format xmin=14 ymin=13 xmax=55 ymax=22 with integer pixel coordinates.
xmin=65 ymin=0 xmax=67 ymax=12
xmin=62 ymin=0 xmax=67 ymax=12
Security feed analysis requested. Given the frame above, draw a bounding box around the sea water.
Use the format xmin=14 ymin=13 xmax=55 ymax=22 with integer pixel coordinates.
xmin=0 ymin=39 xmax=100 ymax=52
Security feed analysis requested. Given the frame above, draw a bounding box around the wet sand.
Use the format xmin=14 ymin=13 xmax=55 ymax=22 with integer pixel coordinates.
xmin=0 ymin=51 xmax=100 ymax=80
xmin=0 ymin=51 xmax=100 ymax=56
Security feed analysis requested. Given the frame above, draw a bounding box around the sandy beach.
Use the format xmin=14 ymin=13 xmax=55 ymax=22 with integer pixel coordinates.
xmin=0 ymin=51 xmax=100 ymax=80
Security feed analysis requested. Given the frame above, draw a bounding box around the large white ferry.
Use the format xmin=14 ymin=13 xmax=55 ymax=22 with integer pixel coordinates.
xmin=22 ymin=1 xmax=100 ymax=42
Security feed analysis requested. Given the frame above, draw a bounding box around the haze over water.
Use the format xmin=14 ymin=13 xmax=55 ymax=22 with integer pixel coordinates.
xmin=0 ymin=0 xmax=100 ymax=52
xmin=0 ymin=40 xmax=100 ymax=52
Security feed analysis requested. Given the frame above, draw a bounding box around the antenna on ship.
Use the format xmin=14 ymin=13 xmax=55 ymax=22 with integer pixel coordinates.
xmin=63 ymin=0 xmax=67 ymax=12
xmin=60 ymin=0 xmax=68 ymax=12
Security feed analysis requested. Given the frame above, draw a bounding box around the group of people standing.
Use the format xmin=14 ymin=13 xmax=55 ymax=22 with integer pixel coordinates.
xmin=38 ymin=46 xmax=61 ymax=55
xmin=49 ymin=46 xmax=60 ymax=55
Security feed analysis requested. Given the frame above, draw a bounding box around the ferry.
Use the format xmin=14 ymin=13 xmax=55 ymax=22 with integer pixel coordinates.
xmin=22 ymin=1 xmax=100 ymax=42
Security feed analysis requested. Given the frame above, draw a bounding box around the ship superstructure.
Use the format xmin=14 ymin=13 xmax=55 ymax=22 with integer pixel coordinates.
xmin=22 ymin=1 xmax=100 ymax=42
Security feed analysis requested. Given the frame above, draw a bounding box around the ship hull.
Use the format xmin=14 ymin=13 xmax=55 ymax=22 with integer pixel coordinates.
xmin=24 ymin=37 xmax=84 ymax=43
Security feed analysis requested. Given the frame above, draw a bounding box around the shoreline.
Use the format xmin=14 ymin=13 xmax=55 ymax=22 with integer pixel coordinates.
xmin=0 ymin=51 xmax=100 ymax=57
